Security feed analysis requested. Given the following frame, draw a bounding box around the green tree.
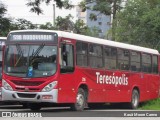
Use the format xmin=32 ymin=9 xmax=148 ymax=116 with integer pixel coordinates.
xmin=74 ymin=19 xmax=87 ymax=34
xmin=55 ymin=14 xmax=74 ymax=31
xmin=115 ymin=0 xmax=160 ymax=51
xmin=26 ymin=0 xmax=73 ymax=15
xmin=80 ymin=26 xmax=99 ymax=38
xmin=39 ymin=22 xmax=55 ymax=29
xmin=10 ymin=18 xmax=36 ymax=30
xmin=79 ymin=0 xmax=123 ymax=40
xmin=0 ymin=1 xmax=11 ymax=36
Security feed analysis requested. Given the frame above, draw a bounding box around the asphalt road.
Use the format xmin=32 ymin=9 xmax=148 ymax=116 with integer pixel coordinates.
xmin=0 ymin=104 xmax=159 ymax=119
xmin=0 ymin=105 xmax=160 ymax=120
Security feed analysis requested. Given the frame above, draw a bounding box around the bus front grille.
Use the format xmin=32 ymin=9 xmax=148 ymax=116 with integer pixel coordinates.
xmin=11 ymin=80 xmax=44 ymax=86
xmin=17 ymin=93 xmax=36 ymax=98
xmin=15 ymin=87 xmax=39 ymax=92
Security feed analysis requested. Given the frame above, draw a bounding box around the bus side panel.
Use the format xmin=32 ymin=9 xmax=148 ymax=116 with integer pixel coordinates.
xmin=114 ymin=71 xmax=131 ymax=102
xmin=144 ymin=73 xmax=156 ymax=100
xmin=140 ymin=74 xmax=147 ymax=101
xmin=101 ymin=70 xmax=131 ymax=102
xmin=76 ymin=68 xmax=107 ymax=102
xmin=149 ymin=74 xmax=159 ymax=99
xmin=159 ymin=55 xmax=160 ymax=98
xmin=57 ymin=38 xmax=76 ymax=103
xmin=58 ymin=73 xmax=76 ymax=103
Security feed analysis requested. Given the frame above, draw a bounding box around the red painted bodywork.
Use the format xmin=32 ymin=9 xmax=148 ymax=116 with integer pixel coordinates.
xmin=2 ymin=36 xmax=160 ymax=104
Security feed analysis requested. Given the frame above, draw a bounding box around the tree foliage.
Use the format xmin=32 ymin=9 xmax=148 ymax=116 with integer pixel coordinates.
xmin=55 ymin=14 xmax=74 ymax=31
xmin=0 ymin=1 xmax=7 ymax=15
xmin=0 ymin=1 xmax=11 ymax=36
xmin=10 ymin=19 xmax=36 ymax=30
xmin=39 ymin=22 xmax=55 ymax=29
xmin=26 ymin=0 xmax=73 ymax=15
xmin=115 ymin=0 xmax=160 ymax=51
xmin=79 ymin=0 xmax=123 ymax=40
xmin=74 ymin=19 xmax=86 ymax=34
xmin=0 ymin=1 xmax=37 ymax=36
xmin=81 ymin=26 xmax=99 ymax=37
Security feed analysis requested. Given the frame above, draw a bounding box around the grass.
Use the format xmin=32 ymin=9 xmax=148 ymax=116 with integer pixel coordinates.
xmin=139 ymin=98 xmax=160 ymax=110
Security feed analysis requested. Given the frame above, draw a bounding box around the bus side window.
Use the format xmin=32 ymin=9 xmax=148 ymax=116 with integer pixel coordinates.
xmin=142 ymin=54 xmax=151 ymax=73
xmin=60 ymin=44 xmax=74 ymax=73
xmin=0 ymin=61 xmax=2 ymax=79
xmin=130 ymin=51 xmax=141 ymax=72
xmin=152 ymin=55 xmax=158 ymax=74
xmin=117 ymin=49 xmax=130 ymax=71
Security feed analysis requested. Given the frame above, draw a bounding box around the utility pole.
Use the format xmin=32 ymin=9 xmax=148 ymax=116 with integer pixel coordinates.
xmin=53 ymin=4 xmax=55 ymax=27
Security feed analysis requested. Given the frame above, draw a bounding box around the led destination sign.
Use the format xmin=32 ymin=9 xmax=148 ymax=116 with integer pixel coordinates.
xmin=8 ymin=32 xmax=58 ymax=43
xmin=12 ymin=35 xmax=52 ymax=41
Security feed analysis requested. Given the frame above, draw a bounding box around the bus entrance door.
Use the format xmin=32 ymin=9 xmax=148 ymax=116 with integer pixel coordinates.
xmin=58 ymin=41 xmax=75 ymax=103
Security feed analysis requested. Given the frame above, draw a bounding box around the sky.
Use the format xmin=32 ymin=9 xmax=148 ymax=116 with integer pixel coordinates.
xmin=1 ymin=0 xmax=82 ymax=25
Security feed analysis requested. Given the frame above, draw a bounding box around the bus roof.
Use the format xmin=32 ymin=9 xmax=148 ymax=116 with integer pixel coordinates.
xmin=8 ymin=30 xmax=159 ymax=55
xmin=0 ymin=37 xmax=7 ymax=40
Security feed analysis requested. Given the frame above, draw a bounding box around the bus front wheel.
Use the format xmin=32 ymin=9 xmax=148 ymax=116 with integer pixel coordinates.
xmin=71 ymin=88 xmax=86 ymax=111
xmin=129 ymin=89 xmax=139 ymax=109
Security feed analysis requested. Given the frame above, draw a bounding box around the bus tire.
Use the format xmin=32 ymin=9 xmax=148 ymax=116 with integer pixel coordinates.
xmin=129 ymin=89 xmax=139 ymax=109
xmin=70 ymin=88 xmax=86 ymax=111
xmin=21 ymin=103 xmax=28 ymax=108
xmin=28 ymin=103 xmax=41 ymax=111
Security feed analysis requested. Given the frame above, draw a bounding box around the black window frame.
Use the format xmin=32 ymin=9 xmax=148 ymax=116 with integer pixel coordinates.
xmin=152 ymin=55 xmax=158 ymax=74
xmin=130 ymin=51 xmax=141 ymax=72
xmin=89 ymin=43 xmax=103 ymax=69
xmin=104 ymin=46 xmax=117 ymax=70
xmin=60 ymin=43 xmax=75 ymax=73
xmin=117 ymin=48 xmax=130 ymax=71
xmin=76 ymin=41 xmax=88 ymax=67
xmin=142 ymin=53 xmax=152 ymax=73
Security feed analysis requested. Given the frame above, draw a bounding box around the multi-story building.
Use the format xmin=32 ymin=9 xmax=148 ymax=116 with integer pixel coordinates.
xmin=75 ymin=2 xmax=111 ymax=38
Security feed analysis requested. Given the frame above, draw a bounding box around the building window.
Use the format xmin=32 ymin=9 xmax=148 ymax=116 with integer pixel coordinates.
xmin=98 ymin=22 xmax=102 ymax=25
xmin=98 ymin=29 xmax=102 ymax=33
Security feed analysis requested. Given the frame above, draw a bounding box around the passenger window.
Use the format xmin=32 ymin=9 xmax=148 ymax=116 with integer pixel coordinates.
xmin=60 ymin=44 xmax=74 ymax=73
xmin=104 ymin=47 xmax=117 ymax=69
xmin=89 ymin=44 xmax=103 ymax=68
xmin=118 ymin=49 xmax=130 ymax=70
xmin=0 ymin=51 xmax=2 ymax=79
xmin=130 ymin=51 xmax=141 ymax=72
xmin=152 ymin=55 xmax=158 ymax=74
xmin=142 ymin=54 xmax=151 ymax=73
xmin=76 ymin=42 xmax=88 ymax=67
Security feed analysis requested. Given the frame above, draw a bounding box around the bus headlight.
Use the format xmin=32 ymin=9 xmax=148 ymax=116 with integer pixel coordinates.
xmin=2 ymin=79 xmax=13 ymax=91
xmin=42 ymin=81 xmax=58 ymax=92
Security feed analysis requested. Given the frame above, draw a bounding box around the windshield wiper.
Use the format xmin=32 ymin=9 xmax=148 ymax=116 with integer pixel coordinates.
xmin=29 ymin=43 xmax=45 ymax=65
xmin=32 ymin=43 xmax=45 ymax=57
xmin=14 ymin=44 xmax=23 ymax=67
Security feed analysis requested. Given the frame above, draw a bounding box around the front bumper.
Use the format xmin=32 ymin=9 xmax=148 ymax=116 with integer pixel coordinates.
xmin=1 ymin=87 xmax=58 ymax=103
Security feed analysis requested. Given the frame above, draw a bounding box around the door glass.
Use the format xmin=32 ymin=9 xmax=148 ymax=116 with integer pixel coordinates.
xmin=60 ymin=44 xmax=74 ymax=73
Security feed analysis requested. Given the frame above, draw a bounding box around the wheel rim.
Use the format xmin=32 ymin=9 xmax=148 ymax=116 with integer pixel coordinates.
xmin=76 ymin=93 xmax=84 ymax=108
xmin=132 ymin=92 xmax=138 ymax=107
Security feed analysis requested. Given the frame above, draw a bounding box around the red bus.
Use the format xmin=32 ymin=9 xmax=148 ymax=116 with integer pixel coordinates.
xmin=1 ymin=30 xmax=160 ymax=111
xmin=0 ymin=37 xmax=6 ymax=100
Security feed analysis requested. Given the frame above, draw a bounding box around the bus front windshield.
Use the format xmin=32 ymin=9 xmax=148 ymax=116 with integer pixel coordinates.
xmin=4 ymin=44 xmax=57 ymax=78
